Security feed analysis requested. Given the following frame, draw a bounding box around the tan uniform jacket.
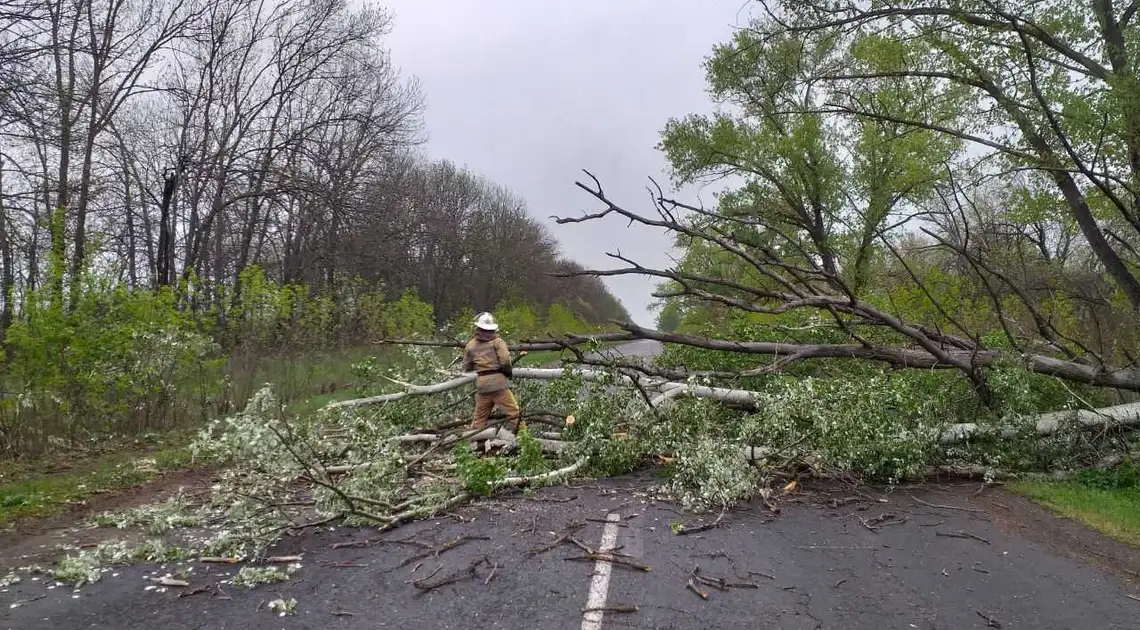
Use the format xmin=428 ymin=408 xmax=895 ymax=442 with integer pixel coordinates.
xmin=463 ymin=336 xmax=511 ymax=393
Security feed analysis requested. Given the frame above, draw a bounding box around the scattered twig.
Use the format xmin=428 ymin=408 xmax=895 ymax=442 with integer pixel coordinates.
xmin=264 ymin=555 xmax=303 ymax=563
xmin=689 ymin=565 xmax=758 ymax=591
xmin=675 ymin=508 xmax=727 ymax=536
xmin=323 ymin=561 xmax=369 ymax=568
xmin=796 ymin=545 xmax=875 ymax=550
xmin=913 ymin=496 xmax=987 ymax=514
xmin=586 ymin=517 xmax=628 ymax=526
xmin=976 ymin=610 xmax=1002 ymax=628
xmin=528 ymin=520 xmax=587 ymax=555
xmin=213 ymin=584 xmax=232 ymax=600
xmin=8 ymin=594 xmax=46 ymax=607
xmin=1126 ymin=594 xmax=1140 ymax=602
xmin=331 ymin=611 xmax=355 ymax=617
xmin=748 ymin=570 xmax=776 ymax=580
xmin=566 ymin=554 xmax=652 ymax=572
xmin=412 ymin=556 xmax=489 ymax=594
xmin=398 ymin=535 xmax=491 ymax=568
xmin=199 ymin=556 xmax=242 ymax=564
xmin=410 ymin=563 xmax=444 ymax=584
xmin=177 ymin=585 xmax=213 ymax=598
xmin=859 ymin=511 xmax=907 ymax=532
xmin=936 ymin=530 xmax=991 ymax=545
xmin=332 ymin=533 xmax=431 ymax=550
xmin=834 ymin=578 xmax=847 ymax=587
xmin=686 ymin=577 xmax=709 ymax=600
xmin=567 ymin=536 xmax=597 ymax=555
xmin=830 ymin=496 xmax=866 ymax=508
xmin=484 ymin=559 xmax=499 ymax=585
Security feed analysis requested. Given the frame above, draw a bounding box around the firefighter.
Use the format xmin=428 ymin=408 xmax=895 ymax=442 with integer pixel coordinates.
xmin=463 ymin=312 xmax=522 ymax=432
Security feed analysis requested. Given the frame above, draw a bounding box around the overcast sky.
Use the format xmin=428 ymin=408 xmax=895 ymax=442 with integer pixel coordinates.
xmin=379 ymin=1 xmax=753 ymax=326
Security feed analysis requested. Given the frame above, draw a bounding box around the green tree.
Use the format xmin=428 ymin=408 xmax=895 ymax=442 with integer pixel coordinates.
xmin=494 ymin=300 xmax=540 ymax=339
xmin=545 ymin=303 xmax=589 ymax=334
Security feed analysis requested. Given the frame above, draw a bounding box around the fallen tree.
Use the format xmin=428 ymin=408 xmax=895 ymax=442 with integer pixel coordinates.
xmin=334 ymin=364 xmax=1140 ymax=451
xmin=26 ymin=342 xmax=1137 ymax=590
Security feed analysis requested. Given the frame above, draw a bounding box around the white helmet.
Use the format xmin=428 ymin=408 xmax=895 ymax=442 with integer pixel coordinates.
xmin=474 ymin=312 xmax=499 ymax=331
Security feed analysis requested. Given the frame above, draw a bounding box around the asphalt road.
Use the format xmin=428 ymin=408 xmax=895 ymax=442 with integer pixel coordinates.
xmin=4 ymin=474 xmax=1138 ymax=630
xmin=585 ymin=340 xmax=664 ymax=362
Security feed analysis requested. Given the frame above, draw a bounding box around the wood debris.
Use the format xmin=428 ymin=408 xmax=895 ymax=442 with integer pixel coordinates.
xmin=935 ymin=530 xmax=991 ymax=545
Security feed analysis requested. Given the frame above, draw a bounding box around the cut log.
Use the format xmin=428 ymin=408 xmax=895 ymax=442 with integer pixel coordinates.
xmin=496 ymin=458 xmax=586 ymax=488
xmin=652 ymin=382 xmax=763 ymax=411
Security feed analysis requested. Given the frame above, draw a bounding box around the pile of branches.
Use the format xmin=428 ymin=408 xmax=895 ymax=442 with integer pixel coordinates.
xmin=175 ymin=340 xmax=1140 ymax=560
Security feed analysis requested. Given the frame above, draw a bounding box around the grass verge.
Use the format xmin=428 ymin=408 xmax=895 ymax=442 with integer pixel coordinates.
xmin=0 ymin=346 xmax=428 ymax=526
xmin=1011 ymin=479 xmax=1140 ymax=547
xmin=0 ymin=436 xmax=195 ymax=527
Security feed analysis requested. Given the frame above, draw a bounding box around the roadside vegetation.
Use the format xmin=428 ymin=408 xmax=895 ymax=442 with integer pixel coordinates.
xmin=1011 ymin=461 xmax=1140 ymax=547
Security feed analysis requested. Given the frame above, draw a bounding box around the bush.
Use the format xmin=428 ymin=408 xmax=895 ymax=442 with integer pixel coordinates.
xmin=1078 ymin=460 xmax=1140 ymax=490
xmin=493 ymin=300 xmax=540 ymax=339
xmin=2 ymin=284 xmax=222 ymax=454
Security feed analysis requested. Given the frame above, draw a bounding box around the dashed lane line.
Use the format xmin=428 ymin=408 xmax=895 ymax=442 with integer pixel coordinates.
xmin=580 ymin=512 xmax=622 ymax=630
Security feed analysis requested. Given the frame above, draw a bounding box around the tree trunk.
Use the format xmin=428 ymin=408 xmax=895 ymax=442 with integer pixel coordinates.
xmin=156 ymin=167 xmax=179 ymax=287
xmin=0 ymin=159 xmax=14 ymax=351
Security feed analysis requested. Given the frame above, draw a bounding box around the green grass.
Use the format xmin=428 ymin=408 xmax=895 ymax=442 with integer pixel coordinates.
xmin=0 ymin=346 xmax=422 ymax=526
xmin=1011 ymin=479 xmax=1140 ymax=547
xmin=0 ymin=342 xmax=527 ymax=526
xmin=517 ymin=350 xmax=571 ymax=367
xmin=0 ymin=438 xmax=194 ymax=526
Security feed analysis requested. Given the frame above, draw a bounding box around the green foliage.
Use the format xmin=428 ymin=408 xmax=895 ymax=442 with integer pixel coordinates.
xmin=0 ymin=263 xmax=461 ymax=458
xmin=655 ymin=302 xmax=683 ymax=332
xmin=515 ymin=426 xmax=548 ymax=475
xmin=445 ymin=306 xmax=477 ymax=339
xmin=1077 ymin=460 xmax=1140 ymax=491
xmin=668 ymin=436 xmax=761 ymax=512
xmin=346 ymin=285 xmax=437 ymax=342
xmin=231 ymin=565 xmax=298 ymax=588
xmin=740 ymin=373 xmax=951 ymax=482
xmin=51 ymin=539 xmax=194 ymax=587
xmin=268 ymin=597 xmax=298 ymax=616
xmin=3 ymin=283 xmax=223 ymax=453
xmin=454 ymin=440 xmax=507 ymax=496
xmin=544 ymin=303 xmax=591 ymax=335
xmin=90 ymin=492 xmax=203 ymax=535
xmin=493 ymin=299 xmax=540 ymax=339
xmin=383 ymin=288 xmax=436 ymax=339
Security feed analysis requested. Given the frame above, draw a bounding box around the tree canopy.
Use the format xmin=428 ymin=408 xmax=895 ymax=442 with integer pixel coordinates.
xmin=559 ymin=0 xmax=1140 ymax=400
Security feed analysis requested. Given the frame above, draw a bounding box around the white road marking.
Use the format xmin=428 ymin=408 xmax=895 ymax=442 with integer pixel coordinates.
xmin=580 ymin=512 xmax=622 ymax=630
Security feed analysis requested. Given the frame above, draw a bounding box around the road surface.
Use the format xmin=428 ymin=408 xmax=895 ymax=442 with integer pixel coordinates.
xmin=4 ymin=474 xmax=1137 ymax=630
xmin=586 ymin=340 xmax=664 ymax=363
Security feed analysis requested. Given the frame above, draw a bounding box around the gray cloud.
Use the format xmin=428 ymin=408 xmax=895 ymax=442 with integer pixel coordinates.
xmin=381 ymin=0 xmax=750 ymax=326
